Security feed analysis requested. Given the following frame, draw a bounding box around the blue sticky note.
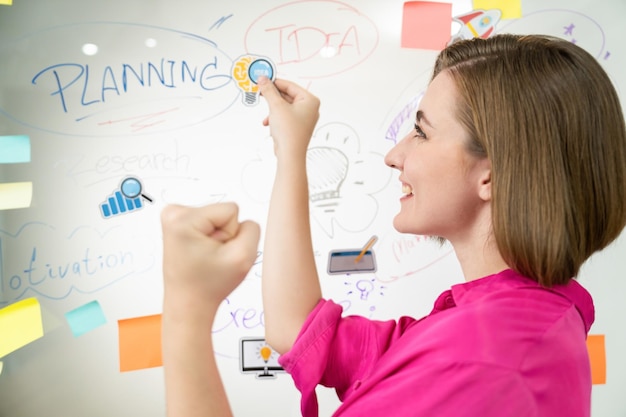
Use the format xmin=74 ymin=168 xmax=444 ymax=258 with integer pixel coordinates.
xmin=0 ymin=135 xmax=31 ymax=164
xmin=65 ymin=301 xmax=107 ymax=337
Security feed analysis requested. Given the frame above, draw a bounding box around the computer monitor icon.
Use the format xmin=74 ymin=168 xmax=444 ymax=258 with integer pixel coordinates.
xmin=239 ymin=337 xmax=284 ymax=379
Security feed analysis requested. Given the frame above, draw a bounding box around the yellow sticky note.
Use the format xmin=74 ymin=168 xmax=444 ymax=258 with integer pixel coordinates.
xmin=0 ymin=298 xmax=44 ymax=358
xmin=472 ymin=0 xmax=521 ymax=19
xmin=0 ymin=0 xmax=13 ymax=5
xmin=587 ymin=334 xmax=606 ymax=385
xmin=0 ymin=361 xmax=3 ymax=375
xmin=0 ymin=181 xmax=32 ymax=210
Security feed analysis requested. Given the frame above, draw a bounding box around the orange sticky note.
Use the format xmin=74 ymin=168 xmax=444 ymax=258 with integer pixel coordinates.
xmin=473 ymin=0 xmax=521 ymax=19
xmin=118 ymin=314 xmax=162 ymax=372
xmin=586 ymin=334 xmax=606 ymax=385
xmin=401 ymin=1 xmax=452 ymax=50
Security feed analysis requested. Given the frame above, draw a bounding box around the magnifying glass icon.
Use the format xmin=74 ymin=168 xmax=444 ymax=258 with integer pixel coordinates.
xmin=120 ymin=177 xmax=153 ymax=203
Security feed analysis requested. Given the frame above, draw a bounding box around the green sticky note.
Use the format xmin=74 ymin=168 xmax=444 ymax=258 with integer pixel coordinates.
xmin=65 ymin=300 xmax=107 ymax=337
xmin=0 ymin=135 xmax=30 ymax=163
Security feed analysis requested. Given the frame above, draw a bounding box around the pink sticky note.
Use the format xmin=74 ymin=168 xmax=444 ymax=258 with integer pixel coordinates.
xmin=402 ymin=1 xmax=452 ymax=50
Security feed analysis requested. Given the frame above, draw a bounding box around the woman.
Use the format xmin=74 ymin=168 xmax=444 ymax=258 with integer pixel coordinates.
xmin=161 ymin=34 xmax=626 ymax=417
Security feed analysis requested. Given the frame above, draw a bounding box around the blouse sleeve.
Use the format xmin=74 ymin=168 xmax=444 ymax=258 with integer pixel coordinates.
xmin=278 ymin=299 xmax=416 ymax=417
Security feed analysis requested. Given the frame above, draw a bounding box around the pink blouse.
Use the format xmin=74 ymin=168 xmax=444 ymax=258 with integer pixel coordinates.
xmin=278 ymin=269 xmax=594 ymax=417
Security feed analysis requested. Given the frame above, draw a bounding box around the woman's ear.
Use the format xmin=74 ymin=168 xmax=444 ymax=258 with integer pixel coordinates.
xmin=477 ymin=160 xmax=492 ymax=202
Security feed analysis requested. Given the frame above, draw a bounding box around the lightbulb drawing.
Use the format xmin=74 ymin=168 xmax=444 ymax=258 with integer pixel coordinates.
xmin=343 ymin=277 xmax=386 ymax=318
xmin=231 ymin=54 xmax=275 ymax=106
xmin=356 ymin=279 xmax=375 ymax=300
xmin=306 ymin=146 xmax=349 ymax=202
xmin=345 ymin=278 xmax=385 ymax=303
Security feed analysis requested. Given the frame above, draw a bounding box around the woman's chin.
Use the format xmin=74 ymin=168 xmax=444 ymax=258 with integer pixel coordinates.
xmin=392 ymin=214 xmax=414 ymax=234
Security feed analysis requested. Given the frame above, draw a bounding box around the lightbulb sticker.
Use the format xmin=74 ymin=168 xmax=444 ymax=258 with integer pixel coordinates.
xmin=231 ymin=54 xmax=275 ymax=106
xmin=239 ymin=337 xmax=284 ymax=379
xmin=100 ymin=176 xmax=153 ymax=218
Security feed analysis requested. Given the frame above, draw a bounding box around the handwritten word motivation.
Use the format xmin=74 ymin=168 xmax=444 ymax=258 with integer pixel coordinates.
xmin=0 ymin=245 xmax=133 ymax=302
xmin=0 ymin=223 xmax=156 ymax=303
xmin=1 ymin=22 xmax=239 ymax=136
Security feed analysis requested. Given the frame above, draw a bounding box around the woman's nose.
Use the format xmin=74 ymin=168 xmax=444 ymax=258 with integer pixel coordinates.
xmin=384 ymin=134 xmax=407 ymax=169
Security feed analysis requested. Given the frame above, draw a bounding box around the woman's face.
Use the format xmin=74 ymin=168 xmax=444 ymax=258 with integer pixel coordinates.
xmin=384 ymin=71 xmax=490 ymax=241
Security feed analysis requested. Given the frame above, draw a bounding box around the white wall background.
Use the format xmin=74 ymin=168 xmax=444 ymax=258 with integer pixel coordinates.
xmin=0 ymin=0 xmax=624 ymax=416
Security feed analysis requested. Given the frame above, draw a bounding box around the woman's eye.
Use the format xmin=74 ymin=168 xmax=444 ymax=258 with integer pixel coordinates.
xmin=414 ymin=123 xmax=426 ymax=139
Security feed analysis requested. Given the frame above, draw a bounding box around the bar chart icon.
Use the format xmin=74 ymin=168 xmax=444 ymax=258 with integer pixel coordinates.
xmin=100 ymin=190 xmax=143 ymax=217
xmin=100 ymin=176 xmax=152 ymax=218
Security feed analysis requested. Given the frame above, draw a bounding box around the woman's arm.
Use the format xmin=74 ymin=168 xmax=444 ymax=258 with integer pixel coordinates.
xmin=258 ymin=78 xmax=323 ymax=353
xmin=161 ymin=203 xmax=260 ymax=417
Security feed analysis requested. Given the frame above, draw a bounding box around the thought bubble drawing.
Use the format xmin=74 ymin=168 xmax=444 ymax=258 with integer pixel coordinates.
xmin=498 ymin=9 xmax=609 ymax=59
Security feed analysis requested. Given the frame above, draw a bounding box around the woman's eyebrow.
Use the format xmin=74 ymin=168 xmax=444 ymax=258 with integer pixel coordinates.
xmin=416 ymin=110 xmax=434 ymax=128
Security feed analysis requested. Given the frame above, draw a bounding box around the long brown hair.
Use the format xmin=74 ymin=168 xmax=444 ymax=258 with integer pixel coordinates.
xmin=434 ymin=34 xmax=626 ymax=286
